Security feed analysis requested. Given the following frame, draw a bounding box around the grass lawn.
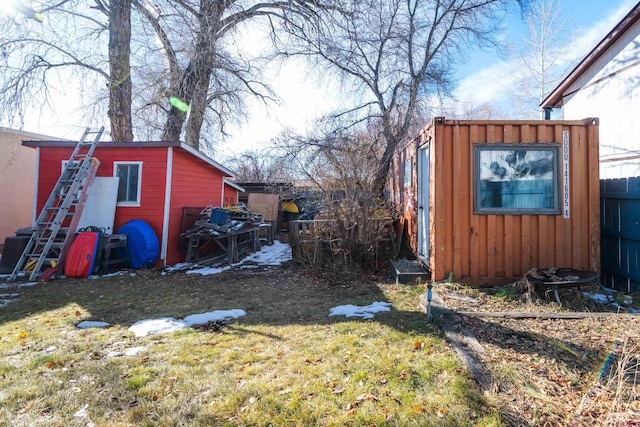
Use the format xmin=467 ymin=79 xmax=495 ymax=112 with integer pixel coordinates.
xmin=0 ymin=265 xmax=502 ymax=426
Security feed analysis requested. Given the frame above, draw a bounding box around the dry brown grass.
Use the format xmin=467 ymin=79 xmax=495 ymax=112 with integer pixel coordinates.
xmin=0 ymin=265 xmax=501 ymax=426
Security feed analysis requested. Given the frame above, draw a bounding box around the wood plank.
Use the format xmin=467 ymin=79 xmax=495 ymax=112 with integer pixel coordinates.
xmin=419 ymin=294 xmax=491 ymax=391
xmin=521 ymin=215 xmax=531 ymax=272
xmin=460 ymin=125 xmax=471 ymax=277
xmin=459 ymin=311 xmax=640 ymax=319
xmin=505 ymin=215 xmax=514 ymax=277
xmin=432 ymin=121 xmax=447 ymax=280
xmin=538 ymin=215 xmax=548 ymax=268
xmin=444 ymin=124 xmax=455 ymax=277
xmin=495 ymin=214 xmax=505 ymax=277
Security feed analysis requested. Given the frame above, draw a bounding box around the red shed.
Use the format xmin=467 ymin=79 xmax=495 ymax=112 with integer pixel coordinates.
xmin=22 ymin=140 xmax=240 ymax=266
xmin=223 ymin=178 xmax=243 ymax=207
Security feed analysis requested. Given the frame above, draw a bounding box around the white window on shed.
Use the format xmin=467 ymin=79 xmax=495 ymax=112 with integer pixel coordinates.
xmin=114 ymin=162 xmax=142 ymax=206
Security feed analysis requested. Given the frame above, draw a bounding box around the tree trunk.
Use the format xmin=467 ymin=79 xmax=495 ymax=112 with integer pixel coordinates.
xmin=161 ymin=0 xmax=221 ymax=145
xmin=184 ymin=73 xmax=211 ymax=148
xmin=108 ymin=0 xmax=134 ymax=142
xmin=161 ymin=61 xmax=207 ymax=142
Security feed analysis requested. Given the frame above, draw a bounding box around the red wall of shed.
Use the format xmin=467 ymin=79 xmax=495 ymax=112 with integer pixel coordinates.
xmin=165 ymin=148 xmax=226 ymax=265
xmin=35 ymin=146 xmax=168 ymax=264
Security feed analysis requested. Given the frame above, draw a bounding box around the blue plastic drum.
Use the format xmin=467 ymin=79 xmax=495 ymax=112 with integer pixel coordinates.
xmin=116 ymin=219 xmax=159 ymax=268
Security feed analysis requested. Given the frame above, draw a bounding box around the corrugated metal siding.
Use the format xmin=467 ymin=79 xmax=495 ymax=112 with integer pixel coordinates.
xmin=391 ymin=118 xmax=601 ymax=285
xmin=601 ymin=176 xmax=640 ymax=292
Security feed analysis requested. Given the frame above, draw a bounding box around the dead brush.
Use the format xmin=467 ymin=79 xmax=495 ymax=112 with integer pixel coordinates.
xmin=291 ymin=194 xmax=398 ymax=271
xmin=573 ymin=334 xmax=640 ymax=425
xmin=604 ymin=335 xmax=640 ymax=426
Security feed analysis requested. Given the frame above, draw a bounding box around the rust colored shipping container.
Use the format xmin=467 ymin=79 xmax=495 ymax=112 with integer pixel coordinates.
xmin=389 ymin=117 xmax=600 ymax=285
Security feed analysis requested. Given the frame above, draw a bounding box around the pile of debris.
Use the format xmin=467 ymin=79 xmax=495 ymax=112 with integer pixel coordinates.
xmin=180 ymin=204 xmax=274 ymax=267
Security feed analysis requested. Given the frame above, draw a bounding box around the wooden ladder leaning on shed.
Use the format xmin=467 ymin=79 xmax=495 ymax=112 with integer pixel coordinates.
xmin=10 ymin=127 xmax=104 ymax=281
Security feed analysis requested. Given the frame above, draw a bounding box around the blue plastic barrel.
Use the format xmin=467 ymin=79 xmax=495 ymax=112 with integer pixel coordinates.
xmin=116 ymin=219 xmax=159 ymax=268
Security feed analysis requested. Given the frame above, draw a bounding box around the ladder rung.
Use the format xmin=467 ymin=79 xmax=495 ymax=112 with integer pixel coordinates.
xmin=34 ymin=240 xmax=63 ymax=246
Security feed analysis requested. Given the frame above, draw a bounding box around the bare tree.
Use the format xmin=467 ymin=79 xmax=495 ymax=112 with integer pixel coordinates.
xmin=439 ymin=98 xmax=507 ymax=119
xmin=0 ymin=1 xmax=112 ymax=134
xmin=509 ymin=0 xmax=570 ymax=118
xmin=132 ymin=0 xmax=328 ymax=148
xmin=106 ymin=0 xmax=133 ymax=141
xmin=0 ymin=0 xmax=328 ymax=148
xmin=225 ymin=148 xmax=294 ymax=182
xmin=277 ymin=0 xmax=511 ymax=195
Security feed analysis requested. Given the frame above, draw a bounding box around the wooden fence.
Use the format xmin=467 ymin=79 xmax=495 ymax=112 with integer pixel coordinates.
xmin=289 ymin=218 xmax=396 ymax=267
xmin=601 ymin=176 xmax=640 ymax=292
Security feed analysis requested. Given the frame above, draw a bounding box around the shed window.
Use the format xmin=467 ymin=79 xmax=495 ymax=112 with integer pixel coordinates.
xmin=114 ymin=162 xmax=142 ymax=206
xmin=473 ymin=144 xmax=560 ymax=214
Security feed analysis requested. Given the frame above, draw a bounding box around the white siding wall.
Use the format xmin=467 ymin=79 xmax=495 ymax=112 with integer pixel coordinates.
xmin=562 ymin=20 xmax=640 ymax=179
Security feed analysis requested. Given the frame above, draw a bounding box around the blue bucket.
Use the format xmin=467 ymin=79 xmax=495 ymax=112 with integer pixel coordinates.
xmin=116 ymin=219 xmax=159 ymax=268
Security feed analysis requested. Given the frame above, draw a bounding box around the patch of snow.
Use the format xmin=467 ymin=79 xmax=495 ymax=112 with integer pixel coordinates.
xmin=107 ymin=345 xmax=147 ymax=358
xmin=128 ymin=310 xmax=246 ymax=337
xmin=73 ymin=404 xmax=89 ymax=418
xmin=187 ymin=265 xmax=231 ymax=276
xmin=18 ymin=282 xmax=38 ymax=288
xmin=182 ymin=309 xmax=246 ymax=327
xmin=583 ymin=292 xmax=612 ymax=304
xmin=238 ymin=240 xmax=292 ymax=266
xmin=164 ymin=263 xmax=193 ymax=272
xmin=124 ymin=346 xmax=147 ymax=356
xmin=329 ymin=302 xmax=392 ymax=319
xmin=0 ymin=292 xmax=20 ymax=307
xmin=183 ymin=240 xmax=292 ymax=276
xmin=129 ymin=317 xmax=185 ymax=337
xmin=43 ymin=346 xmax=57 ymax=354
xmin=77 ymin=321 xmax=111 ymax=329
xmin=0 ymin=293 xmax=20 ymax=298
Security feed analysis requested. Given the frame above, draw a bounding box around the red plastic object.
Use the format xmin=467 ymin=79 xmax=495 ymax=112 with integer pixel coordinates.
xmin=64 ymin=232 xmax=100 ymax=278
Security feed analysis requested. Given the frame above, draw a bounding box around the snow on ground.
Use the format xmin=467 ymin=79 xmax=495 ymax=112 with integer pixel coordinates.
xmin=77 ymin=320 xmax=111 ymax=329
xmin=186 ymin=240 xmax=292 ymax=276
xmin=583 ymin=288 xmax=640 ymax=313
xmin=128 ymin=309 xmax=247 ymax=337
xmin=241 ymin=240 xmax=292 ymax=266
xmin=329 ymin=302 xmax=392 ymax=319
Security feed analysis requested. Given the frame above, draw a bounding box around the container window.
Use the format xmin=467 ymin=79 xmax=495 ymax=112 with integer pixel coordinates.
xmin=473 ymin=144 xmax=560 ymax=215
xmin=114 ymin=162 xmax=142 ymax=206
xmin=404 ymin=159 xmax=412 ymax=188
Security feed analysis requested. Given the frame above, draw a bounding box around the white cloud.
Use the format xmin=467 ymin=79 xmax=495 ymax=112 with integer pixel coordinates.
xmin=449 ymin=0 xmax=638 ymax=109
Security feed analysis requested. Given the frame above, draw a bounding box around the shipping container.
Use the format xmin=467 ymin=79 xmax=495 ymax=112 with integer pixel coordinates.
xmin=389 ymin=117 xmax=600 ymax=285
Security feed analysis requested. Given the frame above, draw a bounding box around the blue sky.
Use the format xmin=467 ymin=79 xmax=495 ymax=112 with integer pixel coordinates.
xmin=448 ymin=0 xmax=638 ymax=115
xmin=3 ymin=0 xmax=638 ymax=153
xmin=220 ymin=0 xmax=639 ymax=156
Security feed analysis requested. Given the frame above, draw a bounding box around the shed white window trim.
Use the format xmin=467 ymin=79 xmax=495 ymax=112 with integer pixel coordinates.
xmin=114 ymin=161 xmax=142 ymax=206
xmin=60 ymin=160 xmax=81 ymax=200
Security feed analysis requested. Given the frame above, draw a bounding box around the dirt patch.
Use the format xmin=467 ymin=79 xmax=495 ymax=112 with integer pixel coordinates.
xmin=431 ymin=282 xmax=640 ymax=426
